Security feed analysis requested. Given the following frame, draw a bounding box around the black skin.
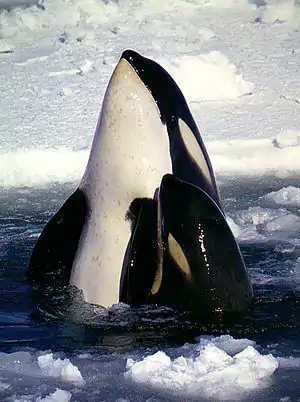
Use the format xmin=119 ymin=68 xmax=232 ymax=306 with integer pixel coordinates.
xmin=120 ymin=198 xmax=158 ymax=305
xmin=27 ymin=189 xmax=87 ymax=286
xmin=150 ymin=174 xmax=253 ymax=315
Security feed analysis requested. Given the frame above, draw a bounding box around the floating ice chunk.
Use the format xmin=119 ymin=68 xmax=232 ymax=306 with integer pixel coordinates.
xmin=273 ymin=130 xmax=300 ymax=149
xmin=0 ymin=0 xmax=38 ymax=8
xmin=275 ymin=243 xmax=296 ymax=254
xmin=261 ymin=186 xmax=300 ymax=208
xmin=14 ymin=389 xmax=72 ymax=402
xmin=233 ymin=205 xmax=300 ymax=239
xmin=232 ymin=346 xmax=278 ymax=387
xmin=157 ymin=51 xmax=253 ymax=102
xmin=0 ymin=379 xmax=10 ymax=390
xmin=59 ymin=86 xmax=75 ymax=96
xmin=0 ymin=350 xmax=84 ymax=399
xmin=195 ymin=335 xmax=256 ymax=356
xmin=0 ymin=350 xmax=33 ymax=365
xmin=259 ymin=1 xmax=298 ymax=24
xmin=264 ymin=214 xmax=300 ymax=234
xmin=78 ymin=353 xmax=93 ymax=359
xmin=125 ymin=336 xmax=278 ymax=400
xmin=75 ymin=0 xmax=117 ymax=20
xmin=38 ymin=353 xmax=85 ymax=385
xmin=126 ymin=351 xmax=172 ymax=382
xmin=13 ymin=394 xmax=29 ymax=401
xmin=20 ymin=12 xmax=38 ymax=31
xmin=237 ymin=206 xmax=289 ymax=226
xmin=78 ymin=59 xmax=94 ymax=75
xmin=0 ymin=351 xmax=37 ymax=375
xmin=37 ymin=389 xmax=72 ymax=402
xmin=237 ymin=226 xmax=267 ymax=243
xmin=0 ymin=1 xmax=81 ymax=40
xmin=49 ymin=68 xmax=82 ymax=77
xmin=196 ymin=26 xmax=215 ymax=40
xmin=226 ymin=209 xmax=269 ymax=243
xmin=279 ymin=397 xmax=292 ymax=402
xmin=49 ymin=59 xmax=94 ymax=76
xmin=0 ymin=39 xmax=14 ymax=54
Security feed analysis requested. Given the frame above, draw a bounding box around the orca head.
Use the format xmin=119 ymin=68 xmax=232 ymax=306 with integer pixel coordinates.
xmin=80 ymin=51 xmax=172 ymax=193
xmin=150 ymin=173 xmax=253 ymax=315
xmin=82 ymin=49 xmax=219 ymax=206
xmin=121 ymin=50 xmax=220 ymax=205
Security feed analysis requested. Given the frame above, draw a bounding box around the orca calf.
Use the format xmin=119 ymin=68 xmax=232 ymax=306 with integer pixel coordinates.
xmin=28 ymin=50 xmax=253 ymax=315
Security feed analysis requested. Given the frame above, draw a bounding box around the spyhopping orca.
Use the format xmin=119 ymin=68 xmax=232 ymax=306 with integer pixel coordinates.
xmin=28 ymin=50 xmax=253 ymax=315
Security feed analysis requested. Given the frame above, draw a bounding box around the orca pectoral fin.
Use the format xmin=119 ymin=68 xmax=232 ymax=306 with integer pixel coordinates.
xmin=155 ymin=174 xmax=253 ymax=314
xmin=120 ymin=198 xmax=160 ymax=306
xmin=27 ymin=189 xmax=87 ymax=286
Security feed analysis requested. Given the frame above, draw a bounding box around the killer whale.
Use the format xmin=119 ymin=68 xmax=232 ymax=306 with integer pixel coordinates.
xmin=28 ymin=50 xmax=253 ymax=314
xmin=120 ymin=173 xmax=253 ymax=314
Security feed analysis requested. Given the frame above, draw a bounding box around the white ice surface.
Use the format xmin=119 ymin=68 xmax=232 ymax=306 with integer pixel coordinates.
xmin=158 ymin=51 xmax=254 ymax=101
xmin=15 ymin=389 xmax=72 ymax=402
xmin=0 ymin=351 xmax=84 ymax=384
xmin=37 ymin=353 xmax=85 ymax=385
xmin=0 ymin=149 xmax=87 ymax=187
xmin=125 ymin=344 xmax=278 ymax=401
xmin=260 ymin=186 xmax=300 ymax=207
xmin=1 ymin=1 xmax=300 ymax=188
xmin=1 ymin=136 xmax=300 ymax=187
xmin=259 ymin=0 xmax=297 ymax=23
xmin=0 ymin=336 xmax=283 ymax=401
xmin=229 ymin=205 xmax=300 ymax=242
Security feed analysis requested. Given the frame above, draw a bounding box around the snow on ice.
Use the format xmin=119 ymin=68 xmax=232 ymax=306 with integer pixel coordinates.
xmin=229 ymin=205 xmax=300 ymax=242
xmin=0 ymin=351 xmax=83 ymax=401
xmin=16 ymin=389 xmax=72 ymax=402
xmin=0 ymin=351 xmax=84 ymax=385
xmin=0 ymin=1 xmax=299 ymax=188
xmin=0 ymin=149 xmax=87 ymax=187
xmin=157 ymin=51 xmax=254 ymax=101
xmin=261 ymin=186 xmax=300 ymax=207
xmin=0 ymin=336 xmax=282 ymax=401
xmin=125 ymin=335 xmax=278 ymax=401
xmin=37 ymin=353 xmax=85 ymax=385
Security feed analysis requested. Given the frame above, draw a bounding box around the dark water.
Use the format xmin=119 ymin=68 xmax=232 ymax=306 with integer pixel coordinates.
xmin=1 ymin=177 xmax=300 ymax=400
